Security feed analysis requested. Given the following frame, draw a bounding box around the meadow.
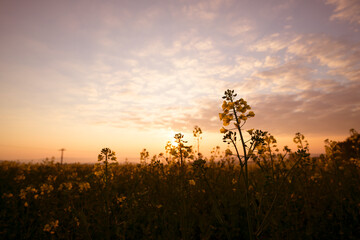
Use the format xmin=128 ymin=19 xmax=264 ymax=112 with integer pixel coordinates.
xmin=1 ymin=90 xmax=359 ymax=240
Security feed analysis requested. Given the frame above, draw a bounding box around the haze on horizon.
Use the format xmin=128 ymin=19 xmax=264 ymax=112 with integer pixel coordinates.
xmin=0 ymin=0 xmax=359 ymax=163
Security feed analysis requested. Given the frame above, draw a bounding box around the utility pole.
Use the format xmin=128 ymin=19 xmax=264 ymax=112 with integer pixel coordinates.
xmin=59 ymin=148 xmax=66 ymax=164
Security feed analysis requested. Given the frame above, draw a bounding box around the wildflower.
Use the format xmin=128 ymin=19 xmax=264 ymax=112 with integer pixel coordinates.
xmin=78 ymin=182 xmax=91 ymax=192
xmin=47 ymin=175 xmax=57 ymax=182
xmin=74 ymin=217 xmax=80 ymax=227
xmin=219 ymin=113 xmax=226 ymax=120
xmin=58 ymin=182 xmax=72 ymax=191
xmin=223 ymin=116 xmax=232 ymax=126
xmin=239 ymin=114 xmax=247 ymax=121
xmin=189 ymin=179 xmax=196 ymax=186
xmin=247 ymin=111 xmax=255 ymax=117
xmin=24 ymin=202 xmax=28 ymax=207
xmin=19 ymin=189 xmax=27 ymax=199
xmin=14 ymin=174 xmax=26 ymax=182
xmin=247 ymin=129 xmax=254 ymax=135
xmin=2 ymin=193 xmax=13 ymax=198
xmin=220 ymin=127 xmax=228 ymax=134
xmin=43 ymin=224 xmax=51 ymax=232
xmin=222 ymin=101 xmax=228 ymax=110
xmin=236 ymin=106 xmax=243 ymax=112
xmin=117 ymin=196 xmax=127 ymax=204
xmin=43 ymin=220 xmax=59 ymax=234
xmin=40 ymin=183 xmax=54 ymax=194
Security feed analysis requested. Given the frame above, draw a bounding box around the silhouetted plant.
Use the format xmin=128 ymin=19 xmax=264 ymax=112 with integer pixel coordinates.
xmin=219 ymin=89 xmax=256 ymax=240
xmin=97 ymin=148 xmax=117 ymax=186
xmin=140 ymin=148 xmax=149 ymax=165
xmin=165 ymin=133 xmax=193 ymax=166
xmin=193 ymin=125 xmax=203 ymax=159
xmin=97 ymin=148 xmax=117 ymax=240
xmin=219 ymin=89 xmax=312 ymax=240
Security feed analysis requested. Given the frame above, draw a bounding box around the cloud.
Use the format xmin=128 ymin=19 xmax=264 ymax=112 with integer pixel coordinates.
xmin=181 ymin=0 xmax=232 ymax=21
xmin=246 ymin=81 xmax=360 ymax=136
xmin=249 ymin=33 xmax=298 ymax=52
xmin=325 ymin=0 xmax=360 ymax=25
xmin=225 ymin=18 xmax=254 ymax=37
xmin=252 ymin=61 xmax=314 ymax=93
xmin=69 ymin=29 xmax=359 ymax=135
xmin=286 ymin=34 xmax=360 ymax=82
xmin=233 ymin=32 xmax=360 ymax=137
xmin=250 ymin=33 xmax=360 ymax=82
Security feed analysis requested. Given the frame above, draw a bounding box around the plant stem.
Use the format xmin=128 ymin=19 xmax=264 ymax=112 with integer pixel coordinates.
xmin=230 ymin=100 xmax=254 ymax=240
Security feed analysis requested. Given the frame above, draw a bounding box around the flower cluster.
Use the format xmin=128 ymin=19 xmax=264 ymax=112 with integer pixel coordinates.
xmin=43 ymin=220 xmax=59 ymax=234
xmin=78 ymin=182 xmax=91 ymax=192
xmin=19 ymin=186 xmax=38 ymax=199
xmin=40 ymin=183 xmax=54 ymax=195
xmin=219 ymin=89 xmax=255 ymax=133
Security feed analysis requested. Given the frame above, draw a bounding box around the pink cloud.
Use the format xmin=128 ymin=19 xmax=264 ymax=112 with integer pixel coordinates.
xmin=325 ymin=0 xmax=360 ymax=25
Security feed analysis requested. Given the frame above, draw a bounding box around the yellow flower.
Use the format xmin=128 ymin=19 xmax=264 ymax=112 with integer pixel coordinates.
xmin=222 ymin=101 xmax=228 ymax=110
xmin=220 ymin=127 xmax=228 ymax=133
xmin=223 ymin=116 xmax=232 ymax=126
xmin=40 ymin=183 xmax=54 ymax=194
xmin=74 ymin=217 xmax=80 ymax=227
xmin=14 ymin=174 xmax=26 ymax=182
xmin=19 ymin=189 xmax=27 ymax=199
xmin=219 ymin=113 xmax=225 ymax=120
xmin=43 ymin=224 xmax=51 ymax=232
xmin=247 ymin=111 xmax=255 ymax=117
xmin=2 ymin=193 xmax=13 ymax=198
xmin=189 ymin=179 xmax=196 ymax=186
xmin=43 ymin=220 xmax=59 ymax=234
xmin=228 ymin=102 xmax=234 ymax=109
xmin=58 ymin=182 xmax=72 ymax=191
xmin=24 ymin=202 xmax=28 ymax=207
xmin=232 ymin=178 xmax=237 ymax=185
xmin=78 ymin=182 xmax=91 ymax=192
xmin=247 ymin=129 xmax=254 ymax=135
xmin=239 ymin=115 xmax=247 ymax=121
xmin=117 ymin=196 xmax=127 ymax=204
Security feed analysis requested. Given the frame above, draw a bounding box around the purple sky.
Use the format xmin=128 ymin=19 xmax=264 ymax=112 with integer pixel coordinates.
xmin=0 ymin=0 xmax=359 ymax=162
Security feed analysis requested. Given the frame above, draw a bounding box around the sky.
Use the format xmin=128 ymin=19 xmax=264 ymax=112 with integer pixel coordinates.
xmin=0 ymin=0 xmax=359 ymax=163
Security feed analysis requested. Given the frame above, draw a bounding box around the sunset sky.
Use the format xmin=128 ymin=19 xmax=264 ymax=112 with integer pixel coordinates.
xmin=0 ymin=0 xmax=359 ymax=163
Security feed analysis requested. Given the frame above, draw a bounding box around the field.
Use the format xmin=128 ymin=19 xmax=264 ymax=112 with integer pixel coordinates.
xmin=1 ymin=90 xmax=359 ymax=239
xmin=1 ymin=132 xmax=360 ymax=239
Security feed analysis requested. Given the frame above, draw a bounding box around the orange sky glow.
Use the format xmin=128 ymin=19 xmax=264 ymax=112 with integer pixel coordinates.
xmin=0 ymin=0 xmax=359 ymax=163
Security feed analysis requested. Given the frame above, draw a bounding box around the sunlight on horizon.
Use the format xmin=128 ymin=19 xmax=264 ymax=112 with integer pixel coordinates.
xmin=0 ymin=0 xmax=359 ymax=162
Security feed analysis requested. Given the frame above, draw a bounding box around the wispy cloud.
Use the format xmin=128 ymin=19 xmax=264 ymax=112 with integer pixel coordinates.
xmin=325 ymin=0 xmax=360 ymax=25
xmin=1 ymin=0 xmax=359 ymax=160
